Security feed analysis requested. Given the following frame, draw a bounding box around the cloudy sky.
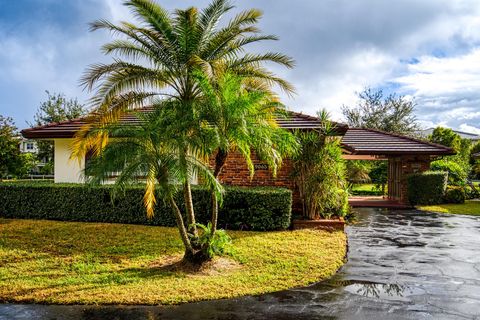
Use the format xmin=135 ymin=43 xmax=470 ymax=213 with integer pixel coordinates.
xmin=1 ymin=0 xmax=480 ymax=133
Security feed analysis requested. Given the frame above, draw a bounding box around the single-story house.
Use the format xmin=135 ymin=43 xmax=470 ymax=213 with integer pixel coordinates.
xmin=21 ymin=109 xmax=454 ymax=209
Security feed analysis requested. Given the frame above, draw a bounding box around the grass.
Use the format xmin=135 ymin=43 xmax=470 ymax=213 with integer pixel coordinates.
xmin=351 ymin=183 xmax=377 ymax=192
xmin=418 ymin=200 xmax=480 ymax=216
xmin=0 ymin=218 xmax=346 ymax=305
xmin=350 ymin=183 xmax=386 ymax=195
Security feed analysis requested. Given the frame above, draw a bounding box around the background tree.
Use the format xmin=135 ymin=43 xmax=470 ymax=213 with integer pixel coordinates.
xmin=0 ymin=116 xmax=36 ymax=178
xmin=73 ymin=0 xmax=294 ymax=264
xmin=342 ymin=87 xmax=419 ymax=135
xmin=31 ymin=91 xmax=86 ymax=173
xmin=429 ymin=127 xmax=472 ymax=186
xmin=471 ymin=142 xmax=480 ymax=179
xmin=428 ymin=127 xmax=462 ymax=153
xmin=345 ymin=160 xmax=371 ymax=188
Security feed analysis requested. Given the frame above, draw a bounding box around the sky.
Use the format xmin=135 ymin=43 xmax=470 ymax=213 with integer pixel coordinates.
xmin=1 ymin=0 xmax=480 ymax=133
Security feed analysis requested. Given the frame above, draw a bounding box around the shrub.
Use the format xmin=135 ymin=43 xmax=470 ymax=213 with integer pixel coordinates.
xmin=444 ymin=186 xmax=466 ymax=204
xmin=292 ymin=125 xmax=349 ymax=220
xmin=0 ymin=183 xmax=292 ymax=231
xmin=407 ymin=171 xmax=448 ymax=205
xmin=430 ymin=159 xmax=467 ymax=186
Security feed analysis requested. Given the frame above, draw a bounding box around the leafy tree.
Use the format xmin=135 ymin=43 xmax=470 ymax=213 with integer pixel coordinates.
xmin=471 ymin=142 xmax=480 ymax=179
xmin=369 ymin=161 xmax=388 ymax=194
xmin=429 ymin=127 xmax=471 ymax=184
xmin=292 ymin=111 xmax=349 ymax=219
xmin=341 ymin=88 xmax=419 ymax=135
xmin=430 ymin=159 xmax=467 ymax=186
xmin=72 ymin=0 xmax=294 ymax=264
xmin=31 ymin=91 xmax=86 ymax=172
xmin=346 ymin=160 xmax=371 ymax=188
xmin=0 ymin=116 xmax=36 ymax=178
xmin=428 ymin=127 xmax=462 ymax=153
xmin=195 ymin=71 xmax=297 ymax=233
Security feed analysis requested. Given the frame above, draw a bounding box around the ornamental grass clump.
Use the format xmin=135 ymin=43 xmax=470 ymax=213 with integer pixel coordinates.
xmin=293 ymin=110 xmax=349 ymax=220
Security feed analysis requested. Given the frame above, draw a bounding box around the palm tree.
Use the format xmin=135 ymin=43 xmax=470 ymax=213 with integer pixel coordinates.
xmin=195 ymin=71 xmax=297 ymax=233
xmin=71 ymin=0 xmax=294 ymax=263
xmin=83 ymin=103 xmax=222 ymax=262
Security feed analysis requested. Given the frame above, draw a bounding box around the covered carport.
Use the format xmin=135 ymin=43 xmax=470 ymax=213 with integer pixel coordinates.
xmin=341 ymin=128 xmax=454 ymax=207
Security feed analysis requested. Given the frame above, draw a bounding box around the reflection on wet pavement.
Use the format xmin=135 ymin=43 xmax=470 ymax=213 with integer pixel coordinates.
xmin=1 ymin=208 xmax=480 ymax=319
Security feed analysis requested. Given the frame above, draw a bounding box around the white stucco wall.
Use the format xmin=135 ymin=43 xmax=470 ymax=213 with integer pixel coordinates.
xmin=54 ymin=139 xmax=84 ymax=183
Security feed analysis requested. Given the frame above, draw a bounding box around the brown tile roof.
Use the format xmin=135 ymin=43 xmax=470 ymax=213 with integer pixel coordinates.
xmin=21 ymin=108 xmax=347 ymax=139
xmin=341 ymin=128 xmax=455 ymax=156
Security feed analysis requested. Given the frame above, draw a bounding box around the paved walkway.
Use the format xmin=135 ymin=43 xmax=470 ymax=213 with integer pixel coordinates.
xmin=1 ymin=208 xmax=480 ymax=319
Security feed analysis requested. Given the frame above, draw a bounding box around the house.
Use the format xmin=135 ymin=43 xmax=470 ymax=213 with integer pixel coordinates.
xmin=21 ymin=109 xmax=453 ymax=208
xmin=474 ymin=152 xmax=480 ymax=159
xmin=17 ymin=138 xmax=48 ymax=174
xmin=416 ymin=128 xmax=480 ymax=142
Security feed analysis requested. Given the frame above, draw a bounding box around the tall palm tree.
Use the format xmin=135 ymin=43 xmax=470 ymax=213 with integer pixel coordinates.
xmin=71 ymin=0 xmax=294 ymax=262
xmin=83 ymin=102 xmax=222 ymax=262
xmin=195 ymin=71 xmax=297 ymax=233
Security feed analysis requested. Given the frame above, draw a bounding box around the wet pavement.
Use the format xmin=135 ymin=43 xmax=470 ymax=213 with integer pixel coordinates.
xmin=1 ymin=208 xmax=480 ymax=319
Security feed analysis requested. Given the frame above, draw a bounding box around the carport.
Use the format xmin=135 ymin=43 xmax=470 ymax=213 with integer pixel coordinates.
xmin=341 ymin=128 xmax=454 ymax=207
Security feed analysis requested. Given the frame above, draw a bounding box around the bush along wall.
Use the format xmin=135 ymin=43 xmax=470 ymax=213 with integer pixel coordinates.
xmin=407 ymin=171 xmax=448 ymax=205
xmin=444 ymin=186 xmax=466 ymax=204
xmin=0 ymin=183 xmax=292 ymax=231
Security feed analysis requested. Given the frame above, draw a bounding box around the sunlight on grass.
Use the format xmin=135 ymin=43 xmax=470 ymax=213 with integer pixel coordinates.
xmin=0 ymin=219 xmax=346 ymax=305
xmin=418 ymin=200 xmax=480 ymax=216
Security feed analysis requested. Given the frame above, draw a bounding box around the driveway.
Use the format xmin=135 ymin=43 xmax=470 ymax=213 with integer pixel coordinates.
xmin=1 ymin=208 xmax=480 ymax=319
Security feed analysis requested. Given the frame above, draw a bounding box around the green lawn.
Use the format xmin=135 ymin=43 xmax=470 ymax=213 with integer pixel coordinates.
xmin=418 ymin=200 xmax=480 ymax=216
xmin=350 ymin=183 xmax=386 ymax=195
xmin=351 ymin=183 xmax=377 ymax=192
xmin=0 ymin=219 xmax=346 ymax=305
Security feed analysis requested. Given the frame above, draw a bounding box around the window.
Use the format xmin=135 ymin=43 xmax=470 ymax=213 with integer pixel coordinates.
xmin=26 ymin=143 xmax=34 ymax=150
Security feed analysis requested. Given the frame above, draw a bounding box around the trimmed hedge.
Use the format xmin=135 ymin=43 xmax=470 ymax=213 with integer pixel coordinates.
xmin=0 ymin=182 xmax=292 ymax=231
xmin=444 ymin=186 xmax=466 ymax=204
xmin=407 ymin=171 xmax=448 ymax=205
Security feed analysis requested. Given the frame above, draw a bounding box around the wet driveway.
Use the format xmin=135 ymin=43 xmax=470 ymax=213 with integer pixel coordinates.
xmin=1 ymin=208 xmax=480 ymax=319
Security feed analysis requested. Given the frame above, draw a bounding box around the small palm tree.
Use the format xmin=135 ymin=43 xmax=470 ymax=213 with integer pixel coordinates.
xmin=72 ymin=0 xmax=294 ymax=263
xmin=83 ymin=102 xmax=222 ymax=262
xmin=195 ymin=71 xmax=297 ymax=232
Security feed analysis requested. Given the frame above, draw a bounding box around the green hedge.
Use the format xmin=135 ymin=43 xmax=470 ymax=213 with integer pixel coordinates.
xmin=444 ymin=186 xmax=466 ymax=204
xmin=407 ymin=171 xmax=448 ymax=205
xmin=0 ymin=182 xmax=292 ymax=231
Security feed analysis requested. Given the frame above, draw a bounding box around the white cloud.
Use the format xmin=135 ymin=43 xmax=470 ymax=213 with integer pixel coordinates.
xmin=459 ymin=123 xmax=480 ymax=134
xmin=392 ymin=49 xmax=480 ymax=130
xmin=2 ymin=0 xmax=480 ymax=132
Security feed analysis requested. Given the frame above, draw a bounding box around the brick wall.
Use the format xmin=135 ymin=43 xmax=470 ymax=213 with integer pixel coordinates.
xmin=388 ymin=156 xmax=431 ymax=204
xmin=211 ymin=151 xmax=302 ymax=212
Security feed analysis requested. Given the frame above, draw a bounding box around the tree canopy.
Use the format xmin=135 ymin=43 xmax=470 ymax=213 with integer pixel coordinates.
xmin=342 ymin=88 xmax=419 ymax=135
xmin=0 ymin=116 xmax=36 ymax=178
xmin=30 ymin=91 xmax=86 ymax=173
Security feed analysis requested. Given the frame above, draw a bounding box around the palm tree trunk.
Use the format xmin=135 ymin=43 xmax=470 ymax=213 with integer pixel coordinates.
xmin=211 ymin=149 xmax=228 ymax=234
xmin=169 ymin=197 xmax=194 ymax=257
xmin=183 ymin=181 xmax=197 ymax=236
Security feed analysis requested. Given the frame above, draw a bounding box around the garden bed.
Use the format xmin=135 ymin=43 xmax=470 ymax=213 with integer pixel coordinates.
xmin=292 ymin=218 xmax=345 ymax=231
xmin=0 ymin=218 xmax=346 ymax=305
